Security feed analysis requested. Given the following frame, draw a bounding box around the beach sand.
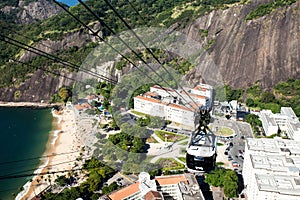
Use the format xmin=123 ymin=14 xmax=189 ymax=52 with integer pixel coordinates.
xmin=18 ymin=107 xmax=82 ymax=200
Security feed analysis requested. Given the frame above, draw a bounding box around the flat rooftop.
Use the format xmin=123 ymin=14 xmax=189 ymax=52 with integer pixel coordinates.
xmin=281 ymin=107 xmax=298 ymax=120
xmin=256 ymin=174 xmax=300 ymax=196
xmin=260 ymin=110 xmax=277 ymax=127
xmin=250 ymin=154 xmax=300 ymax=174
xmin=246 ymin=138 xmax=300 ymax=156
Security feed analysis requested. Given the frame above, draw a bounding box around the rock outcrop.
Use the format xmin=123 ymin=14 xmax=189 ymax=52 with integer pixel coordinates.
xmin=17 ymin=0 xmax=63 ymax=24
xmin=1 ymin=0 xmax=63 ymax=24
xmin=0 ymin=69 xmax=75 ymax=102
xmin=184 ymin=0 xmax=300 ymax=88
xmin=1 ymin=0 xmax=299 ymax=102
xmin=19 ymin=29 xmax=96 ymax=62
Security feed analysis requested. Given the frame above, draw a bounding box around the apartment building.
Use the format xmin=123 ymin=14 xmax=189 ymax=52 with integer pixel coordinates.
xmin=106 ymin=173 xmax=204 ymax=200
xmin=259 ymin=107 xmax=300 ymax=140
xmin=243 ymin=138 xmax=300 ymax=200
xmin=133 ymin=84 xmax=213 ymax=130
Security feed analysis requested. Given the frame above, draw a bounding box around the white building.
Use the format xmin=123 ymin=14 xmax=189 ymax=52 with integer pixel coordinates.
xmin=259 ymin=107 xmax=300 ymax=140
xmin=150 ymin=84 xmax=211 ymax=109
xmin=134 ymin=84 xmax=213 ymax=130
xmin=190 ymin=84 xmax=213 ymax=99
xmin=243 ymin=138 xmax=300 ymax=200
xmin=107 ymin=173 xmax=204 ymax=200
xmin=259 ymin=110 xmax=279 ymax=136
xmin=134 ymin=95 xmax=165 ymax=118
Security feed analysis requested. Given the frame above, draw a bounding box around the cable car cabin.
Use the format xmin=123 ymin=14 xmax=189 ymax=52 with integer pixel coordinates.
xmin=186 ymin=131 xmax=217 ymax=172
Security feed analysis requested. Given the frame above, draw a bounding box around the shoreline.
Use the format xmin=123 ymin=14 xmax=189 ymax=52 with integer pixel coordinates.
xmin=17 ymin=106 xmax=82 ymax=200
xmin=0 ymin=101 xmax=62 ymax=108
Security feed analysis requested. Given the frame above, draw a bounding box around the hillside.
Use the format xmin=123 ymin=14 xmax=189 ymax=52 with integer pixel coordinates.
xmin=184 ymin=0 xmax=300 ymax=88
xmin=0 ymin=0 xmax=299 ymax=102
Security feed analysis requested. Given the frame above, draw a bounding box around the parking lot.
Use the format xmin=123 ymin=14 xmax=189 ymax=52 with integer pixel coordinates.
xmin=106 ymin=172 xmax=137 ymax=188
xmin=213 ymin=116 xmax=253 ymax=172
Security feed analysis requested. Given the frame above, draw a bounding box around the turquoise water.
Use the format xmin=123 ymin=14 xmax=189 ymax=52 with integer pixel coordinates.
xmin=0 ymin=107 xmax=52 ymax=200
xmin=57 ymin=0 xmax=80 ymax=7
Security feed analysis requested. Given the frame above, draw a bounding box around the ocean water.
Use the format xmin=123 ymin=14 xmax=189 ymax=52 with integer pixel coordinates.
xmin=57 ymin=0 xmax=80 ymax=7
xmin=0 ymin=107 xmax=52 ymax=200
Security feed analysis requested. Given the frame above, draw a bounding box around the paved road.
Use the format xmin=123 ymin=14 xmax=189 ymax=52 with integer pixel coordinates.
xmin=149 ymin=139 xmax=189 ymax=164
xmin=211 ymin=116 xmax=254 ymax=172
xmin=106 ymin=172 xmax=137 ymax=187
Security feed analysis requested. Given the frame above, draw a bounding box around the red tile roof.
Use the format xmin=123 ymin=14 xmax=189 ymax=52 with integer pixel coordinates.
xmin=108 ymin=182 xmax=139 ymax=200
xmin=75 ymin=104 xmax=84 ymax=110
xmin=108 ymin=174 xmax=188 ymax=200
xmin=144 ymin=92 xmax=158 ymax=97
xmin=155 ymin=174 xmax=187 ymax=185
xmin=169 ymin=103 xmax=194 ymax=112
xmin=193 ymin=85 xmax=208 ymax=91
xmin=144 ymin=191 xmax=163 ymax=200
xmin=135 ymin=96 xmax=161 ymax=103
xmin=189 ymin=93 xmax=207 ymax=99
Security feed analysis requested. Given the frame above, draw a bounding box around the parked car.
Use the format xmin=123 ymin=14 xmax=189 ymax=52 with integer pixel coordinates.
xmin=117 ymin=181 xmax=122 ymax=186
xmin=238 ymin=150 xmax=244 ymax=156
xmin=117 ymin=177 xmax=123 ymax=182
xmin=232 ymin=161 xmax=239 ymax=168
xmin=224 ymin=150 xmax=229 ymax=155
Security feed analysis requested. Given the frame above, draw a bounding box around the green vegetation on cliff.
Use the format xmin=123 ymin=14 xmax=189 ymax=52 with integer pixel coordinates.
xmin=0 ymin=0 xmax=246 ymax=92
xmin=246 ymin=0 xmax=297 ymax=20
xmin=226 ymin=78 xmax=300 ymax=116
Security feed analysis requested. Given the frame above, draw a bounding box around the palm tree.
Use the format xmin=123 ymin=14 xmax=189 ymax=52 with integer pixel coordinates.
xmin=48 ymin=175 xmax=52 ymax=187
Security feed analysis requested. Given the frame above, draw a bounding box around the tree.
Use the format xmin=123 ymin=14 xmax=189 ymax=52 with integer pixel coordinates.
xmin=58 ymin=86 xmax=72 ymax=103
xmin=137 ymin=115 xmax=150 ymax=127
xmin=246 ymin=98 xmax=255 ymax=107
xmin=148 ymin=116 xmax=165 ymax=128
xmin=55 ymin=175 xmax=68 ymax=187
xmin=205 ymin=168 xmax=238 ymax=198
xmin=102 ymin=182 xmax=120 ymax=194
xmin=260 ymin=91 xmax=276 ymax=103
xmin=110 ymin=117 xmax=119 ymax=130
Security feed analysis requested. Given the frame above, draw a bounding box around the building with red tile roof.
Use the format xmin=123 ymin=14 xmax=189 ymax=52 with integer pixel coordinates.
xmin=107 ymin=173 xmax=204 ymax=200
xmin=133 ymin=84 xmax=213 ymax=130
xmin=144 ymin=191 xmax=163 ymax=200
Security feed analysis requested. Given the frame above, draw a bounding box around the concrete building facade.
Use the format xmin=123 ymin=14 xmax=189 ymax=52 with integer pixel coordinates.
xmin=107 ymin=173 xmax=204 ymax=200
xmin=243 ymin=138 xmax=300 ymax=200
xmin=134 ymin=84 xmax=213 ymax=130
xmin=259 ymin=107 xmax=300 ymax=140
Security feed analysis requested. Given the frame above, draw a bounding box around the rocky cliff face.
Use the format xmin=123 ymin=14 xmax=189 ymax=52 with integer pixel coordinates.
xmin=0 ymin=28 xmax=96 ymax=102
xmin=19 ymin=29 xmax=96 ymax=62
xmin=184 ymin=0 xmax=300 ymax=89
xmin=0 ymin=69 xmax=75 ymax=102
xmin=1 ymin=0 xmax=299 ymax=102
xmin=1 ymin=0 xmax=63 ymax=24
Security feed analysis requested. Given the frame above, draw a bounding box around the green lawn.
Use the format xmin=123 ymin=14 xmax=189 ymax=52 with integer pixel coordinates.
xmin=177 ymin=157 xmax=186 ymax=163
xmin=147 ymin=136 xmax=158 ymax=143
xmin=154 ymin=130 xmax=188 ymax=142
xmin=130 ymin=110 xmax=147 ymax=117
xmin=215 ymin=127 xmax=234 ymax=136
xmin=156 ymin=158 xmax=185 ymax=171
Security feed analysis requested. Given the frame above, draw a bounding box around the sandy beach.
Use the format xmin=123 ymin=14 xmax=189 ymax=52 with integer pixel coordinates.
xmin=17 ymin=106 xmax=82 ymax=200
xmin=0 ymin=101 xmax=61 ymax=108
